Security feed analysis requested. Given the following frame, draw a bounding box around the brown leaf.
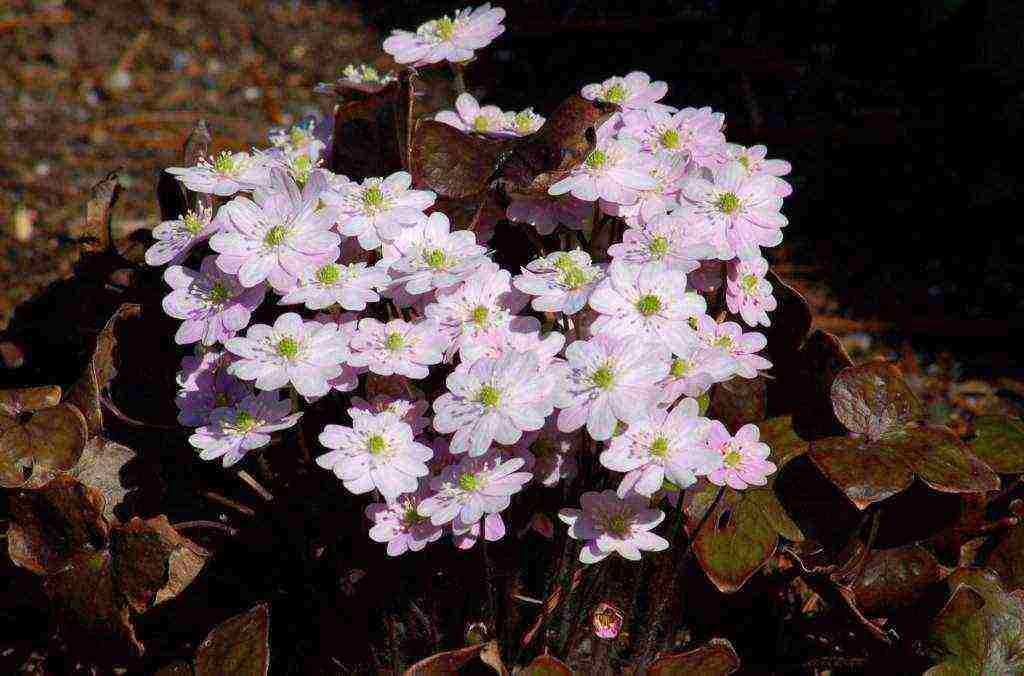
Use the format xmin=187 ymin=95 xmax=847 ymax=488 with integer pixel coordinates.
xmin=1 ymin=386 xmax=87 ymax=488
xmin=762 ymin=272 xmax=812 ymax=366
xmin=329 ymin=80 xmax=404 ymax=181
xmin=195 ymin=603 xmax=270 ymax=676
xmin=851 ymin=545 xmax=945 ymax=615
xmin=8 ymin=475 xmax=109 ymax=575
xmin=831 ymin=362 xmax=923 ymax=440
xmin=410 ymin=120 xmax=511 ymax=198
xmin=68 ymin=438 xmax=136 ymax=521
xmin=66 ymin=303 xmax=143 ymax=436
xmin=646 ymin=637 xmax=740 ymax=675
xmin=111 ymin=517 xmax=182 ymax=613
xmin=495 ymin=95 xmax=617 ymax=198
xmin=986 ymin=525 xmax=1024 ymax=592
xmin=81 ymin=171 xmax=122 ymax=254
xmin=520 ymin=652 xmax=572 ymax=675
xmin=405 ymin=643 xmax=486 ymax=674
xmin=707 ymin=375 xmax=766 ymax=433
xmin=967 ymin=415 xmax=1024 ymax=474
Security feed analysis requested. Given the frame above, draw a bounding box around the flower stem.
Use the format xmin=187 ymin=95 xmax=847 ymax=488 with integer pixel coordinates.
xmin=237 ymin=469 xmax=274 ymax=501
xmin=450 ymin=62 xmax=466 ymax=95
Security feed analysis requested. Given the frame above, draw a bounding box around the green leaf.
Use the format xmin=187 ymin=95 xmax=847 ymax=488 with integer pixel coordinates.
xmin=195 ymin=604 xmax=270 ymax=676
xmin=831 ymin=362 xmax=924 ymax=440
xmin=968 ymin=415 xmax=1024 ymax=473
xmin=927 ymin=568 xmax=1024 ymax=674
xmin=645 ymin=637 xmax=740 ymax=675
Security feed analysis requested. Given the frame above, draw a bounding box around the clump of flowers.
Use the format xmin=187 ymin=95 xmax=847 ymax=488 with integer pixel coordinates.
xmin=152 ymin=2 xmax=791 ymax=569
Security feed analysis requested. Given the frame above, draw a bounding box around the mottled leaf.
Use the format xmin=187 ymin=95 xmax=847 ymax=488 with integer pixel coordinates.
xmin=404 ymin=642 xmax=485 ymax=674
xmin=968 ymin=415 xmax=1024 ymax=474
xmin=852 ymin=545 xmax=945 ymax=615
xmin=520 ymin=652 xmax=572 ymax=675
xmin=410 ymin=120 xmax=511 ymax=198
xmin=8 ymin=475 xmax=109 ymax=574
xmin=195 ymin=603 xmax=270 ymax=676
xmin=831 ymin=362 xmax=923 ymax=440
xmin=707 ymin=376 xmax=766 ymax=433
xmin=646 ymin=637 xmax=740 ymax=675
xmin=66 ymin=303 xmax=143 ymax=435
xmin=0 ymin=391 xmax=88 ymax=488
xmin=68 ymin=438 xmax=136 ymax=521
xmin=495 ymin=95 xmax=617 ymax=197
xmin=927 ymin=568 xmax=1024 ymax=675
xmin=986 ymin=526 xmax=1024 ymax=592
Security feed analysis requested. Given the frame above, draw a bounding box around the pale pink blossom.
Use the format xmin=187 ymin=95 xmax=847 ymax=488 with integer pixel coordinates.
xmin=347 ymin=318 xmax=448 ymax=379
xmin=511 ymin=419 xmax=580 ymax=487
xmin=513 ymin=249 xmax=604 ymax=315
xmin=321 ymin=171 xmax=435 ymax=249
xmin=365 ymin=480 xmax=443 ymax=556
xmin=313 ymin=312 xmax=364 ymax=393
xmin=145 ymin=204 xmax=219 ymax=267
xmin=606 ymin=211 xmax=716 ymax=272
xmin=726 ymin=257 xmax=777 ymax=327
xmin=558 ymin=490 xmax=669 ymax=564
xmin=162 ymin=256 xmax=265 ymax=346
xmin=350 ymin=395 xmax=430 ymax=436
xmin=620 ymin=106 xmax=727 ymax=170
xmin=383 ymin=211 xmax=490 ymax=295
xmin=503 ymin=108 xmax=545 ymax=136
xmin=656 ymin=336 xmax=728 ymax=404
xmin=694 ymin=315 xmax=772 ymax=380
xmin=167 ymin=150 xmax=273 ymax=197
xmin=435 ymin=93 xmax=508 ymax=136
xmin=704 ymin=422 xmax=776 ymax=490
xmin=452 ymin=512 xmax=507 ymax=549
xmin=278 ymin=258 xmax=390 ymax=311
xmin=417 ymin=451 xmax=531 ymax=527
xmin=548 ymin=128 xmax=655 ymax=205
xmin=601 ymin=155 xmax=687 ymax=226
xmin=175 ymin=351 xmax=251 ymax=427
xmin=383 ymin=4 xmax=505 ymax=66
xmin=581 ymin=71 xmax=670 ymax=112
xmin=189 ymin=391 xmax=301 ymax=467
xmin=725 ymin=143 xmax=792 ymax=197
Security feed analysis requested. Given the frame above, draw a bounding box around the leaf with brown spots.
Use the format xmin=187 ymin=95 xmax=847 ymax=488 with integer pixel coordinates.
xmin=831 ymin=362 xmax=924 ymax=440
xmin=1 ymin=386 xmax=88 ymax=488
xmin=7 ymin=475 xmax=109 ymax=574
xmin=410 ymin=120 xmax=512 ymax=199
xmin=967 ymin=415 xmax=1024 ymax=474
xmin=851 ymin=545 xmax=946 ymax=615
xmin=646 ymin=637 xmax=740 ymax=675
xmin=195 ymin=603 xmax=270 ymax=676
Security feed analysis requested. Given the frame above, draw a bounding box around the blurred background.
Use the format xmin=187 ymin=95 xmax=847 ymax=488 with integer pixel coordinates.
xmin=2 ymin=0 xmax=1022 ymax=420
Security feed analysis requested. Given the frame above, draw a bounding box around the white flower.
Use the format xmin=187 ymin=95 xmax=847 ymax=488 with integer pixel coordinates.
xmin=189 ymin=391 xmax=301 ymax=467
xmin=383 ymin=4 xmax=506 ymax=66
xmin=278 ymin=259 xmax=390 ymax=311
xmin=580 ymin=71 xmax=671 ymax=112
xmin=145 ymin=204 xmax=219 ymax=267
xmin=167 ymin=150 xmax=273 ymax=197
xmin=694 ymin=315 xmax=772 ymax=380
xmin=417 ymin=451 xmax=532 ymax=526
xmin=435 ymin=93 xmax=509 ymax=136
xmin=548 ymin=127 xmax=656 ymax=205
xmin=558 ymin=490 xmax=669 ymax=564
xmin=513 ymin=249 xmax=605 ymax=315
xmin=607 ymin=211 xmax=717 ymax=272
xmin=317 ymin=410 xmax=433 ymax=501
xmin=321 ymin=171 xmax=436 ymax=250
xmin=384 ymin=211 xmax=491 ymax=296
xmin=365 ymin=481 xmax=443 ymax=556
xmin=347 ymin=318 xmax=449 ymax=380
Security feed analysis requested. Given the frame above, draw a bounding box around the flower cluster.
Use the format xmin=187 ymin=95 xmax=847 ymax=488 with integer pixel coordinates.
xmin=153 ymin=3 xmax=789 ymax=564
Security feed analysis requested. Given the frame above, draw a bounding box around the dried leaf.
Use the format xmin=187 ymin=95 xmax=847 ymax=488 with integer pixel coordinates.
xmin=81 ymin=171 xmax=121 ymax=254
xmin=68 ymin=438 xmax=136 ymax=521
xmin=852 ymin=545 xmax=945 ymax=615
xmin=1 ymin=386 xmax=88 ymax=488
xmin=66 ymin=303 xmax=143 ymax=436
xmin=831 ymin=362 xmax=923 ymax=440
xmin=927 ymin=568 xmax=1024 ymax=675
xmin=195 ymin=603 xmax=270 ymax=676
xmin=410 ymin=120 xmax=511 ymax=198
xmin=404 ymin=642 xmax=485 ymax=674
xmin=809 ymin=426 xmax=999 ymax=510
xmin=520 ymin=652 xmax=572 ymax=675
xmin=111 ymin=517 xmax=182 ymax=613
xmin=8 ymin=475 xmax=109 ymax=575
xmin=986 ymin=526 xmax=1024 ymax=592
xmin=707 ymin=375 xmax=766 ymax=433
xmin=968 ymin=415 xmax=1024 ymax=474
xmin=646 ymin=637 xmax=740 ymax=675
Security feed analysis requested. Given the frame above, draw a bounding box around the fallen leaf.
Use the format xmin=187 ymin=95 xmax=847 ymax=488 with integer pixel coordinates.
xmin=1 ymin=386 xmax=88 ymax=488
xmin=68 ymin=438 xmax=136 ymax=521
xmin=195 ymin=603 xmax=270 ymax=676
xmin=646 ymin=637 xmax=740 ymax=675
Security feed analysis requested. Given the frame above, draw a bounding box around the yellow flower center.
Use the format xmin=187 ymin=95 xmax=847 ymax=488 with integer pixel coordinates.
xmin=606 ymin=513 xmax=629 ymax=536
xmin=470 ymin=305 xmax=489 ymax=326
xmin=723 ymin=447 xmax=743 ymax=468
xmin=235 ymin=410 xmax=258 ymax=431
xmin=423 ymin=248 xmax=448 ymax=270
xmin=459 ymin=473 xmax=479 ymax=491
xmin=435 ymin=16 xmax=457 ymax=41
xmin=650 ymin=436 xmax=669 ymax=457
xmin=636 ymin=294 xmax=662 ymax=316
xmin=561 ymin=266 xmax=589 ymax=289
xmin=472 ymin=115 xmax=491 ymax=132
xmin=363 ymin=185 xmax=386 ymax=210
xmin=715 ymin=193 xmax=741 ymax=214
xmin=385 ymin=332 xmax=405 ymax=351
xmin=368 ymin=434 xmax=388 ymax=455
xmin=741 ymin=274 xmax=760 ymax=293
xmin=604 ymin=83 xmax=626 ymax=105
xmin=183 ymin=211 xmax=204 ymax=235
xmin=477 ymin=385 xmax=501 ymax=408
xmin=670 ymin=359 xmax=691 ymax=378
xmin=316 ymin=264 xmax=342 ymax=286
xmin=659 ymin=129 xmax=681 ymax=150
xmin=276 ymin=337 xmax=300 ymax=359
xmin=713 ymin=335 xmax=733 ymax=349
xmin=585 ymin=149 xmax=608 ymax=170
xmin=209 ymin=281 xmax=232 ymax=304
xmin=648 ymin=236 xmax=670 ymax=257
xmin=592 ymin=365 xmax=615 ymax=390
xmin=213 ymin=151 xmax=236 ymax=174
xmin=292 ymin=155 xmax=313 ymax=185
xmin=264 ymin=225 xmax=288 ymax=247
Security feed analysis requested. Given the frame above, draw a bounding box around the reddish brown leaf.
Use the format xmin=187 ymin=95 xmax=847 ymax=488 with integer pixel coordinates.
xmin=520 ymin=652 xmax=572 ymax=675
xmin=404 ymin=642 xmax=485 ymax=674
xmin=985 ymin=525 xmax=1024 ymax=592
xmin=707 ymin=375 xmax=766 ymax=433
xmin=852 ymin=545 xmax=945 ymax=615
xmin=809 ymin=436 xmax=914 ymax=510
xmin=646 ymin=637 xmax=740 ymax=675
xmin=329 ymin=81 xmax=404 ymax=181
xmin=8 ymin=475 xmax=109 ymax=575
xmin=111 ymin=517 xmax=182 ymax=613
xmin=1 ymin=385 xmax=88 ymax=488
xmin=790 ymin=330 xmax=854 ymax=440
xmin=831 ymin=362 xmax=923 ymax=440
xmin=410 ymin=120 xmax=511 ymax=198
xmin=967 ymin=415 xmax=1024 ymax=474
xmin=195 ymin=603 xmax=270 ymax=676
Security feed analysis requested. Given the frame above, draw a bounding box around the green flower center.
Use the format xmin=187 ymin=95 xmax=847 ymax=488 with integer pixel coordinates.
xmin=264 ymin=225 xmax=288 ymax=247
xmin=289 ymin=127 xmax=311 ymax=148
xmin=404 ymin=506 xmax=427 ymax=525
xmin=316 ymin=263 xmax=342 ymax=286
xmin=687 ymin=316 xmax=700 ymax=330
xmin=592 ymin=365 xmax=616 ymax=390
xmin=515 ymin=110 xmax=534 ymax=133
xmin=650 ymin=436 xmax=669 ymax=458
xmin=714 ymin=192 xmax=741 ymax=214
xmin=477 ymin=385 xmax=501 ymax=408
xmin=606 ymin=513 xmax=630 ymax=536
xmin=435 ymin=16 xmax=456 ymax=41
xmin=423 ymin=248 xmax=448 ymax=270
xmin=553 ymin=254 xmax=576 ymax=271
xmin=723 ymin=448 xmax=743 ymax=468
xmin=561 ymin=266 xmax=589 ymax=289
xmin=213 ymin=151 xmax=236 ymax=174
xmin=235 ymin=410 xmax=258 ymax=431
xmin=604 ymin=83 xmax=626 ymax=105
xmin=473 ymin=115 xmax=491 ymax=132
xmin=363 ymin=185 xmax=386 ymax=209
xmin=292 ymin=155 xmax=313 ymax=185
xmin=209 ymin=281 xmax=232 ymax=304
xmin=648 ymin=236 xmax=670 ymax=257
xmin=713 ymin=335 xmax=733 ymax=349
xmin=670 ymin=359 xmax=691 ymax=378
xmin=470 ymin=305 xmax=489 ymax=326
xmin=659 ymin=129 xmax=681 ymax=150
xmin=183 ymin=211 xmax=204 ymax=235
xmin=276 ymin=337 xmax=300 ymax=360
xmin=584 ymin=149 xmax=608 ymax=170
xmin=459 ymin=473 xmax=479 ymax=491
xmin=385 ymin=332 xmax=405 ymax=351
xmin=636 ymin=294 xmax=662 ymax=316
xmin=741 ymin=274 xmax=760 ymax=293
xmin=367 ymin=434 xmax=388 ymax=455
xmin=737 ymin=155 xmax=751 ymax=170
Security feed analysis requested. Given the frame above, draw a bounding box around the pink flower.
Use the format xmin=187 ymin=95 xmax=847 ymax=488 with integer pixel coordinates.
xmin=350 ymin=395 xmax=430 ymax=436
xmin=321 ymin=171 xmax=435 ymax=250
xmin=210 ymin=183 xmax=340 ymax=293
xmin=188 ymin=390 xmax=301 ymax=467
xmin=312 ymin=312 xmax=364 ymax=393
xmin=725 ymin=143 xmax=792 ymax=197
xmin=317 ymin=410 xmax=433 ymax=501
xmin=607 ymin=211 xmax=716 ymax=272
xmin=418 ymin=451 xmax=532 ymax=527
xmin=656 ymin=336 xmax=727 ymax=404
xmin=460 ymin=323 xmax=566 ymax=366
xmin=621 ymin=106 xmax=727 ymax=170
xmin=726 ymin=257 xmax=777 ymax=327
xmin=694 ymin=315 xmax=771 ymax=380
xmin=506 ymin=195 xmax=593 ymax=235
xmin=167 ymin=150 xmax=273 ymax=197
xmin=558 ymin=490 xmax=669 ymax=563
xmin=503 ymin=108 xmax=545 ymax=136
xmin=548 ymin=128 xmax=656 ymax=205
xmin=382 ymin=4 xmax=505 ymax=66
xmin=162 ymin=256 xmax=265 ymax=346
xmin=592 ymin=602 xmax=625 ymax=639
xmin=225 ymin=312 xmax=349 ymax=398
xmin=678 ymin=161 xmax=787 ymax=260
xmin=601 ymin=155 xmax=687 ymax=226
xmin=510 ymin=419 xmax=580 ymax=487
xmin=145 ymin=204 xmax=219 ymax=267
xmin=347 ymin=318 xmax=448 ymax=379
xmin=175 ymin=351 xmax=251 ymax=427
xmin=557 ymin=333 xmax=669 ymax=441
xmin=433 ymin=350 xmax=558 ymax=456
xmin=513 ymin=249 xmax=605 ymax=315
xmin=365 ymin=480 xmax=444 ymax=556
xmin=581 ymin=72 xmax=670 ymax=112
xmin=452 ymin=512 xmax=507 ymax=549
xmin=704 ymin=422 xmax=776 ymax=489
xmin=277 ymin=258 xmax=390 ymax=311
xmin=601 ymin=397 xmax=719 ymax=497
xmin=383 ymin=211 xmax=490 ymax=295
xmin=435 ymin=93 xmax=509 ymax=136
xmin=589 ymin=261 xmax=706 ymax=344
